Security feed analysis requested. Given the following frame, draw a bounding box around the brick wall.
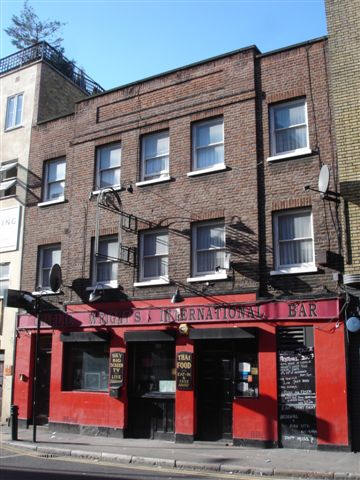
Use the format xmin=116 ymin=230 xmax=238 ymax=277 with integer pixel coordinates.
xmin=22 ymin=39 xmax=340 ymax=304
xmin=326 ymin=0 xmax=360 ymax=276
xmin=36 ymin=62 xmax=87 ymax=123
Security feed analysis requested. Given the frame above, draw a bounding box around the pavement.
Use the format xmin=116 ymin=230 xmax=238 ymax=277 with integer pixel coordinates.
xmin=0 ymin=425 xmax=359 ymax=479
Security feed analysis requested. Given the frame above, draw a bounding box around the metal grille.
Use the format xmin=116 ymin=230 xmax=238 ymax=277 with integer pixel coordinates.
xmin=277 ymin=327 xmax=309 ymax=350
xmin=0 ymin=42 xmax=104 ymax=96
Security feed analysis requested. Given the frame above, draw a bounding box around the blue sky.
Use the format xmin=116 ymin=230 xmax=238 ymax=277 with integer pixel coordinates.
xmin=1 ymin=1 xmax=327 ymax=90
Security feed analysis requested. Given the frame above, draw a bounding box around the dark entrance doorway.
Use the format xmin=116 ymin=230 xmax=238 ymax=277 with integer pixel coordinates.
xmin=127 ymin=341 xmax=175 ymax=440
xmin=36 ymin=335 xmax=52 ymax=425
xmin=196 ymin=338 xmax=258 ymax=441
xmin=196 ymin=340 xmax=233 ymax=440
xmin=349 ymin=331 xmax=360 ymax=452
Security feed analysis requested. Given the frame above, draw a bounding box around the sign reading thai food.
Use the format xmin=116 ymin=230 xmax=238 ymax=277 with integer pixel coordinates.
xmin=176 ymin=351 xmax=193 ymax=391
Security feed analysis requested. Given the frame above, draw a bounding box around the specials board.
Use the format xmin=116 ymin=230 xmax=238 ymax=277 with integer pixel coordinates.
xmin=109 ymin=351 xmax=125 ymax=387
xmin=278 ymin=347 xmax=317 ymax=449
xmin=176 ymin=351 xmax=193 ymax=391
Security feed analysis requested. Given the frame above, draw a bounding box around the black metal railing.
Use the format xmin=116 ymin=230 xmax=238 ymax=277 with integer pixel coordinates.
xmin=0 ymin=42 xmax=104 ymax=96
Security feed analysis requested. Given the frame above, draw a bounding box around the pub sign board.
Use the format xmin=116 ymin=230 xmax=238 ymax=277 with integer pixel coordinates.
xmin=109 ymin=351 xmax=125 ymax=387
xmin=176 ymin=351 xmax=193 ymax=391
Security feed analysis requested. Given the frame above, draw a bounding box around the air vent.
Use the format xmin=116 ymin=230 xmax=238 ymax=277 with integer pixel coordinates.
xmin=277 ymin=327 xmax=313 ymax=349
xmin=343 ymin=274 xmax=360 ymax=286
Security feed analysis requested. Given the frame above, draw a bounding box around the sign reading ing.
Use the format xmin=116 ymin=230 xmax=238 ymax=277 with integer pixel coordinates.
xmin=0 ymin=206 xmax=20 ymax=252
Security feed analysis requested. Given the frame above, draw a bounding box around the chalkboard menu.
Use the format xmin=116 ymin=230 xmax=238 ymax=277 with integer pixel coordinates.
xmin=278 ymin=347 xmax=317 ymax=449
xmin=109 ymin=351 xmax=125 ymax=387
xmin=176 ymin=351 xmax=193 ymax=391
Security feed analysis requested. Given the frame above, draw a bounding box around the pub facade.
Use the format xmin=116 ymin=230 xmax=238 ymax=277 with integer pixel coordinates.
xmin=13 ymin=37 xmax=351 ymax=449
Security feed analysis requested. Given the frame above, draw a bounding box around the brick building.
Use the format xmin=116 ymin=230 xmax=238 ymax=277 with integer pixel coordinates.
xmin=326 ymin=0 xmax=360 ymax=451
xmin=14 ymin=37 xmax=350 ymax=449
xmin=0 ymin=42 xmax=103 ymax=422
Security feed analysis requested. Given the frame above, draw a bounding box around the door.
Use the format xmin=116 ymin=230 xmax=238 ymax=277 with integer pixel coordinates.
xmin=196 ymin=340 xmax=234 ymax=440
xmin=277 ymin=327 xmax=317 ymax=449
xmin=349 ymin=331 xmax=360 ymax=451
xmin=127 ymin=342 xmax=175 ymax=440
xmin=36 ymin=335 xmax=52 ymax=425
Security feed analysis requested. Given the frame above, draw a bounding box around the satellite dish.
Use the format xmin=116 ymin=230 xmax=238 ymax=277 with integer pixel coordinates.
xmin=318 ymin=165 xmax=330 ymax=195
xmin=49 ymin=264 xmax=62 ymax=293
xmin=346 ymin=316 xmax=360 ymax=333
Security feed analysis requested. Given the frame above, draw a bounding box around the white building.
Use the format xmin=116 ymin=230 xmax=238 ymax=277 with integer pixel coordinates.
xmin=0 ymin=42 xmax=103 ymax=421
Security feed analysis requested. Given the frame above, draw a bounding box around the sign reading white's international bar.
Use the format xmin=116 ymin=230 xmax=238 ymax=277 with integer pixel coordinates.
xmin=18 ymin=299 xmax=340 ymax=330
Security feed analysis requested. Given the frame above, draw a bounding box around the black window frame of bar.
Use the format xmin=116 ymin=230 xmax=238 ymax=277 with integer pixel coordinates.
xmin=62 ymin=341 xmax=110 ymax=392
xmin=128 ymin=341 xmax=175 ymax=397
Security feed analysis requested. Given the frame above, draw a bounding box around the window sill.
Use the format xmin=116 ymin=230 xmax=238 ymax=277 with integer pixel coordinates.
xmin=4 ymin=125 xmax=24 ymax=133
xmin=91 ymin=185 xmax=123 ymax=196
xmin=136 ymin=176 xmax=172 ymax=187
xmin=267 ymin=148 xmax=312 ymax=162
xmin=270 ymin=266 xmax=318 ymax=276
xmin=32 ymin=290 xmax=60 ymax=296
xmin=62 ymin=389 xmax=108 ymax=394
xmin=38 ymin=197 xmax=65 ymax=207
xmin=86 ymin=282 xmax=118 ymax=290
xmin=134 ymin=278 xmax=170 ymax=287
xmin=0 ymin=194 xmax=16 ymax=201
xmin=187 ymin=272 xmax=228 ymax=283
xmin=187 ymin=164 xmax=227 ymax=177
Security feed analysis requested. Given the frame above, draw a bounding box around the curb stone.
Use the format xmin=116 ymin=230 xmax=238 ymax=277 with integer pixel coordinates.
xmin=37 ymin=446 xmax=71 ymax=457
xmin=131 ymin=456 xmax=175 ymax=468
xmin=252 ymin=467 xmax=275 ymax=476
xmin=175 ymin=460 xmax=220 ymax=471
xmin=220 ymin=464 xmax=252 ymax=474
xmin=101 ymin=452 xmax=132 ymax=463
xmin=70 ymin=449 xmax=101 ymax=461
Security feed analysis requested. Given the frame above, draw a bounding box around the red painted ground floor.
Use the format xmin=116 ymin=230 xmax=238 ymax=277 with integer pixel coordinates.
xmin=14 ymin=294 xmax=350 ymax=450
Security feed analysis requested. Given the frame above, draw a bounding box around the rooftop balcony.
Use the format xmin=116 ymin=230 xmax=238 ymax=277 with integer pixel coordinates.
xmin=0 ymin=41 xmax=104 ymax=96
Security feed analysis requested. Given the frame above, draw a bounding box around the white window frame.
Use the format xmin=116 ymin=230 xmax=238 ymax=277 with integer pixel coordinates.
xmin=38 ymin=245 xmax=61 ymax=290
xmin=92 ymin=236 xmax=118 ymax=288
xmin=191 ymin=117 xmax=225 ymax=173
xmin=268 ymin=98 xmax=311 ymax=161
xmin=43 ymin=157 xmax=66 ymax=203
xmin=95 ymin=144 xmax=121 ymax=191
xmin=188 ymin=220 xmax=228 ymax=282
xmin=0 ymin=161 xmax=17 ymax=198
xmin=140 ymin=131 xmax=169 ymax=182
xmin=271 ymin=209 xmax=317 ymax=275
xmin=0 ymin=263 xmax=10 ymax=298
xmin=5 ymin=93 xmax=24 ymax=130
xmin=135 ymin=230 xmax=169 ymax=286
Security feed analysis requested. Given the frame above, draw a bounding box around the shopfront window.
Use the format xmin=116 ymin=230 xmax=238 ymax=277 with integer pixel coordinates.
xmin=130 ymin=342 xmax=175 ymax=396
xmin=62 ymin=342 xmax=109 ymax=391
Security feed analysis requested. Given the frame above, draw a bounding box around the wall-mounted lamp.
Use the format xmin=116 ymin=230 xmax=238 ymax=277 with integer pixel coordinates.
xmin=178 ymin=323 xmax=189 ymax=335
xmin=171 ymin=287 xmax=182 ymax=304
xmin=89 ymin=283 xmax=104 ymax=303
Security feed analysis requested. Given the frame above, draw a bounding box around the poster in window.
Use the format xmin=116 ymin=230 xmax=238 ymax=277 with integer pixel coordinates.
xmin=176 ymin=351 xmax=193 ymax=391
